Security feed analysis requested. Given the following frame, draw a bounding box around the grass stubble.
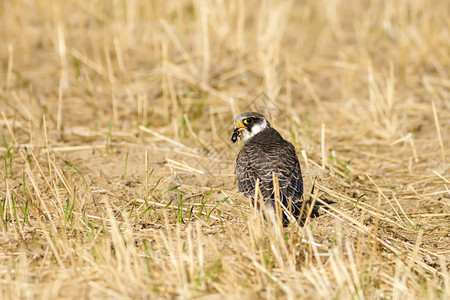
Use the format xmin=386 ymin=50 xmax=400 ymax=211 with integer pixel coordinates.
xmin=0 ymin=0 xmax=449 ymax=299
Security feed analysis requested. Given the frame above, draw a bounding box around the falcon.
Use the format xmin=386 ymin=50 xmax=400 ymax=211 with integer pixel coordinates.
xmin=231 ymin=112 xmax=303 ymax=226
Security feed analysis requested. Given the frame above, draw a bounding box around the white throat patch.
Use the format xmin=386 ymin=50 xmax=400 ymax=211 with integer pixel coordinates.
xmin=242 ymin=119 xmax=269 ymax=142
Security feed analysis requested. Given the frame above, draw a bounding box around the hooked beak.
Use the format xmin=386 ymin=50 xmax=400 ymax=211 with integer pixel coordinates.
xmin=231 ymin=122 xmax=246 ymax=143
xmin=233 ymin=122 xmax=246 ymax=132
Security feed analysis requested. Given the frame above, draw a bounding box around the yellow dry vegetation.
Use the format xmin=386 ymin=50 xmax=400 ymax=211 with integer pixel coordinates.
xmin=0 ymin=0 xmax=449 ymax=299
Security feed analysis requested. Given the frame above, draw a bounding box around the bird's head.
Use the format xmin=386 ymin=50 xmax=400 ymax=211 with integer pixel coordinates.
xmin=231 ymin=112 xmax=271 ymax=143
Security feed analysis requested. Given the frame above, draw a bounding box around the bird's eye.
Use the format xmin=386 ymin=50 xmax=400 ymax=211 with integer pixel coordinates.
xmin=243 ymin=118 xmax=253 ymax=125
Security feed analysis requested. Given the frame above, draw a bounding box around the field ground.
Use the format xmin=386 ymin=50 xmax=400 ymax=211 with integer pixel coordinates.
xmin=0 ymin=0 xmax=449 ymax=299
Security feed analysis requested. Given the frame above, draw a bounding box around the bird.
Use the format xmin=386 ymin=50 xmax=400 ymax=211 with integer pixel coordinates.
xmin=231 ymin=112 xmax=303 ymax=226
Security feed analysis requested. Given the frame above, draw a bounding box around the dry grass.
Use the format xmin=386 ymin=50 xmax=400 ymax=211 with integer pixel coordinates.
xmin=1 ymin=0 xmax=449 ymax=299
